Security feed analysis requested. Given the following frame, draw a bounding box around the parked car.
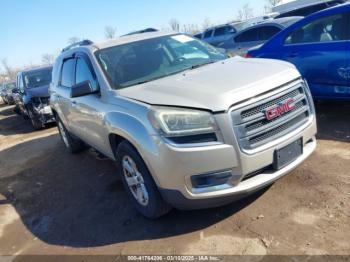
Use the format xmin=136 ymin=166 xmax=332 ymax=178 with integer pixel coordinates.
xmin=51 ymin=32 xmax=317 ymax=218
xmin=15 ymin=66 xmax=55 ymax=129
xmin=122 ymin=28 xmax=158 ymax=36
xmin=247 ymin=3 xmax=350 ymax=100
xmin=218 ymin=17 xmax=303 ymax=57
xmin=0 ymin=81 xmax=17 ymax=105
xmin=272 ymin=0 xmax=346 ymax=18
xmin=195 ymin=22 xmax=243 ymax=46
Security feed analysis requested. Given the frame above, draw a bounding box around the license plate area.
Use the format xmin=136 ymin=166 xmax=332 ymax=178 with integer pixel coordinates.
xmin=274 ymin=138 xmax=303 ymax=170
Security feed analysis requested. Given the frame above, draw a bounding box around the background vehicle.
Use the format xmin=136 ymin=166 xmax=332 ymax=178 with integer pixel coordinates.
xmin=51 ymin=32 xmax=317 ymax=219
xmin=0 ymin=81 xmax=17 ymax=105
xmin=218 ymin=17 xmax=303 ymax=57
xmin=16 ymin=66 xmax=55 ymax=129
xmin=273 ymin=0 xmax=346 ymax=18
xmin=247 ymin=4 xmax=350 ymax=100
xmin=195 ymin=22 xmax=242 ymax=46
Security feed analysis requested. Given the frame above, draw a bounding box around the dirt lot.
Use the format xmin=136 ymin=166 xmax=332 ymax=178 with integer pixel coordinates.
xmin=0 ymin=102 xmax=349 ymax=256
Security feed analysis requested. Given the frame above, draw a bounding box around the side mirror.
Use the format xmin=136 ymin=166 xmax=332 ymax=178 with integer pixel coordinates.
xmin=70 ymin=81 xmax=96 ymax=98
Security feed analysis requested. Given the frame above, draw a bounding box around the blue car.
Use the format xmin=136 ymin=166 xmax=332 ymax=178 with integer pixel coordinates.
xmin=247 ymin=3 xmax=350 ymax=100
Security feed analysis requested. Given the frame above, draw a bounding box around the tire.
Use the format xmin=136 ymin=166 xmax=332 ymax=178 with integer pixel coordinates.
xmin=13 ymin=105 xmax=21 ymax=115
xmin=26 ymin=105 xmax=43 ymax=130
xmin=57 ymin=118 xmax=84 ymax=153
xmin=116 ymin=141 xmax=171 ymax=219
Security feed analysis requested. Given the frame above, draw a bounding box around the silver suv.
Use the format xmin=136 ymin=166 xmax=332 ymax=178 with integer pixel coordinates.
xmin=50 ymin=32 xmax=317 ymax=218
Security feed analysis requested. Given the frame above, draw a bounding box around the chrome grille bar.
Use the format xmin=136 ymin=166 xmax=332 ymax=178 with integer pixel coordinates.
xmin=231 ymin=80 xmax=312 ymax=152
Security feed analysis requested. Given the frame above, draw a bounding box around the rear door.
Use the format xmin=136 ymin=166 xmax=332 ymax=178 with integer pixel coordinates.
xmin=279 ymin=11 xmax=350 ymax=99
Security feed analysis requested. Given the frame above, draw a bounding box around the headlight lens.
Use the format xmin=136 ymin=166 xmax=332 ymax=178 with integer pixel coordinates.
xmin=149 ymin=107 xmax=218 ymax=136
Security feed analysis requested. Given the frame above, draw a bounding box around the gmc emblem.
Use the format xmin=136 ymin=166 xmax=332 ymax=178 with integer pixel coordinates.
xmin=265 ymin=98 xmax=296 ymax=121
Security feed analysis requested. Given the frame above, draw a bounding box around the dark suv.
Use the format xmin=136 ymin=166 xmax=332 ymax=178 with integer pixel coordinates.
xmin=16 ymin=66 xmax=55 ymax=129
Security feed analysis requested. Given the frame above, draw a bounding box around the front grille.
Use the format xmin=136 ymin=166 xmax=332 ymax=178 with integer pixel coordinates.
xmin=39 ymin=97 xmax=50 ymax=105
xmin=231 ymin=80 xmax=312 ymax=151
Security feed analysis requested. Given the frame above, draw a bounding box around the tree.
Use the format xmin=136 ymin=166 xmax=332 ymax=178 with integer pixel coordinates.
xmin=182 ymin=24 xmax=200 ymax=35
xmin=1 ymin=58 xmax=16 ymax=80
xmin=169 ymin=18 xmax=181 ymax=32
xmin=236 ymin=3 xmax=254 ymax=20
xmin=264 ymin=0 xmax=282 ymax=13
xmin=104 ymin=26 xmax=117 ymax=39
xmin=67 ymin=37 xmax=81 ymax=45
xmin=202 ymin=17 xmax=214 ymax=31
xmin=41 ymin=53 xmax=55 ymax=65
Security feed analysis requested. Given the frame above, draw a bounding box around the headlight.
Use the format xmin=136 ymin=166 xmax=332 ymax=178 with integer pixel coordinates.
xmin=149 ymin=107 xmax=218 ymax=136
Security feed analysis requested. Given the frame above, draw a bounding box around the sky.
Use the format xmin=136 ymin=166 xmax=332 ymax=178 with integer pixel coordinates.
xmin=0 ymin=0 xmax=266 ymax=70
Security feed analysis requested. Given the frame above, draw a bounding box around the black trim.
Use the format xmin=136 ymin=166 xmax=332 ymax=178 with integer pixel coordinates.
xmin=166 ymin=133 xmax=217 ymax=144
xmin=159 ymin=186 xmax=268 ymax=210
xmin=191 ymin=170 xmax=232 ymax=188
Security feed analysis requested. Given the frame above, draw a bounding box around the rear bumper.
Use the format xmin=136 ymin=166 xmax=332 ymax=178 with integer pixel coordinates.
xmin=160 ymin=138 xmax=316 ymax=210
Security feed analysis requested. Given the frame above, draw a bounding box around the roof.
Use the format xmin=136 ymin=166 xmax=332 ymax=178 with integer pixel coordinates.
xmin=94 ymin=31 xmax=176 ymax=50
xmin=122 ymin=28 xmax=158 ymax=36
xmin=20 ymin=65 xmax=53 ymax=74
xmin=235 ymin=16 xmax=303 ymax=35
xmin=273 ymin=0 xmax=345 ymax=14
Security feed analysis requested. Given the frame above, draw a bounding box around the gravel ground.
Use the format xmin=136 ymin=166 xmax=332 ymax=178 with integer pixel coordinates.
xmin=0 ymin=102 xmax=349 ymax=256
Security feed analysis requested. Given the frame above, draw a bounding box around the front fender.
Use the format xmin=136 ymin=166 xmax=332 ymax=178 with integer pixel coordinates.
xmin=105 ymin=112 xmax=161 ymax=183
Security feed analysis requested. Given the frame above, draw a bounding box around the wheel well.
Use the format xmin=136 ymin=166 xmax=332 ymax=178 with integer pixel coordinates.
xmin=109 ymin=133 xmax=144 ymax=161
xmin=109 ymin=133 xmax=127 ymax=158
xmin=51 ymin=108 xmax=58 ymax=119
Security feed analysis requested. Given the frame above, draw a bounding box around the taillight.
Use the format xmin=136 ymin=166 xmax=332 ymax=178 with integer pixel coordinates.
xmin=244 ymin=53 xmax=253 ymax=58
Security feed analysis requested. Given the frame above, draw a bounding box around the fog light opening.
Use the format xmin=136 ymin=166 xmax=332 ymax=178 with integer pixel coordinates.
xmin=191 ymin=170 xmax=233 ymax=189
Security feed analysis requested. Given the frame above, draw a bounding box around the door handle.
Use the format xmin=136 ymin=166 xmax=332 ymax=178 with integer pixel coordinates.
xmin=71 ymin=100 xmax=77 ymax=106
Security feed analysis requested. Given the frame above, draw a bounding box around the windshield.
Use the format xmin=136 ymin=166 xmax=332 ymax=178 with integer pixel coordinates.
xmin=4 ymin=82 xmax=15 ymax=90
xmin=96 ymin=34 xmax=227 ymax=89
xmin=24 ymin=68 xmax=52 ymax=89
xmin=5 ymin=82 xmax=16 ymax=89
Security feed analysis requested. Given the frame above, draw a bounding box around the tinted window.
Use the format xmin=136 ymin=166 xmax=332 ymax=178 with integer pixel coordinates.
xmin=75 ymin=58 xmax=97 ymax=90
xmin=60 ymin=59 xmax=75 ymax=87
xmin=203 ymin=30 xmax=213 ymax=38
xmin=193 ymin=33 xmax=202 ymax=39
xmin=213 ymin=26 xmax=235 ymax=36
xmin=285 ymin=13 xmax=350 ymax=44
xmin=258 ymin=26 xmax=281 ymax=41
xmin=235 ymin=28 xmax=259 ymax=43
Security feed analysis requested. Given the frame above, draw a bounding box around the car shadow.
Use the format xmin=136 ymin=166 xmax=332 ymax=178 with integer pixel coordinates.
xmin=0 ymin=105 xmax=55 ymax=136
xmin=0 ymin=134 xmax=268 ymax=248
xmin=315 ymin=101 xmax=350 ymax=143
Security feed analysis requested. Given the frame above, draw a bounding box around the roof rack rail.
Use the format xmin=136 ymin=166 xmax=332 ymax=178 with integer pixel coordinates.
xmin=61 ymin=39 xmax=94 ymax=52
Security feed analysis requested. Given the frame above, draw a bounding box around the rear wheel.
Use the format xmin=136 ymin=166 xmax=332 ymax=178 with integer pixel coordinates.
xmin=116 ymin=141 xmax=171 ymax=219
xmin=57 ymin=118 xmax=84 ymax=153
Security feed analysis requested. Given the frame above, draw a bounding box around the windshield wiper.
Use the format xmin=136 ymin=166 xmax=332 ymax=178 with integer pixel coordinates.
xmin=190 ymin=60 xmax=216 ymax=70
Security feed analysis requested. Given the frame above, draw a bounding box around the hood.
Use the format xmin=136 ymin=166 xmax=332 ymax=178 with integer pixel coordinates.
xmin=118 ymin=56 xmax=300 ymax=112
xmin=26 ymin=85 xmax=50 ymax=98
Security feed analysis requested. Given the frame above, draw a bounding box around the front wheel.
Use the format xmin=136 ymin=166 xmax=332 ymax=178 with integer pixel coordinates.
xmin=116 ymin=141 xmax=171 ymax=219
xmin=26 ymin=105 xmax=43 ymax=130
